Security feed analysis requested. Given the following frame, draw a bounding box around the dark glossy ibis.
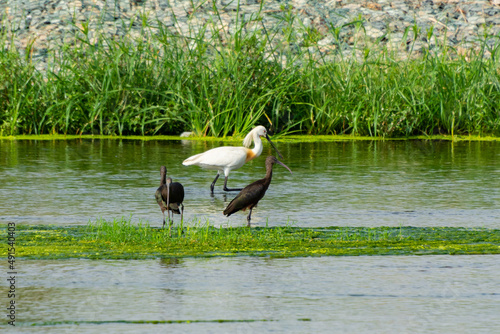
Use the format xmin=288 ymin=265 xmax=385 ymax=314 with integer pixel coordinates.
xmin=155 ymin=166 xmax=185 ymax=227
xmin=223 ymin=156 xmax=292 ymax=226
xmin=182 ymin=126 xmax=283 ymax=193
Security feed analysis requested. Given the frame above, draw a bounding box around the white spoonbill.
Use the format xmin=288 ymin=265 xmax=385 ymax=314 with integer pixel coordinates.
xmin=182 ymin=126 xmax=283 ymax=193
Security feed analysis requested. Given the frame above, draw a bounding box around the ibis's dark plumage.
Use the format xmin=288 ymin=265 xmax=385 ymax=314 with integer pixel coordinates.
xmin=223 ymin=156 xmax=292 ymax=226
xmin=155 ymin=166 xmax=185 ymax=227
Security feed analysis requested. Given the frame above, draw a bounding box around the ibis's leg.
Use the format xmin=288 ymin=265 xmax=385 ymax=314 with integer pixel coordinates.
xmin=223 ymin=176 xmax=243 ymax=192
xmin=165 ymin=208 xmax=171 ymax=227
xmin=246 ymin=208 xmax=253 ymax=227
xmin=166 ymin=183 xmax=171 ymax=227
xmin=162 ymin=211 xmax=166 ymax=228
xmin=210 ymin=173 xmax=220 ymax=193
xmin=180 ymin=203 xmax=184 ymax=223
xmin=168 ymin=216 xmax=172 ymax=237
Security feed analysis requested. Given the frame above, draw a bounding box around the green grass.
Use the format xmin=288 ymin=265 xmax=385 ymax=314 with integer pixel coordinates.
xmin=1 ymin=4 xmax=500 ymax=138
xmin=1 ymin=133 xmax=499 ymax=143
xmin=2 ymin=218 xmax=499 ymax=259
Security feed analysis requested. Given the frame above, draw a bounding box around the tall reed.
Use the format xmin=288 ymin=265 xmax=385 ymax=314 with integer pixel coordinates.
xmin=1 ymin=3 xmax=499 ymax=137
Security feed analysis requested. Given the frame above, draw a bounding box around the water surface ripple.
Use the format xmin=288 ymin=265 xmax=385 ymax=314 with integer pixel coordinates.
xmin=1 ymin=139 xmax=499 ymax=333
xmin=12 ymin=255 xmax=500 ymax=333
xmin=1 ymin=139 xmax=498 ymax=227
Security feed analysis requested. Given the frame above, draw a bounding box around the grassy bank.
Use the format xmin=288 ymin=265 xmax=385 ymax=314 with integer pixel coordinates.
xmin=1 ymin=6 xmax=500 ymax=138
xmin=1 ymin=133 xmax=500 ymax=143
xmin=2 ymin=218 xmax=499 ymax=259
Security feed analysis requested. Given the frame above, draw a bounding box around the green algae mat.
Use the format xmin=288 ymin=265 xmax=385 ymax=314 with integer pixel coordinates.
xmin=2 ymin=219 xmax=500 ymax=259
xmin=2 ymin=134 xmax=500 ymax=142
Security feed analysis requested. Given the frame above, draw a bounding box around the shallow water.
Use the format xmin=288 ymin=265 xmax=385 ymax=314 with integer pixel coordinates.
xmin=1 ymin=139 xmax=499 ymax=333
xmin=10 ymin=255 xmax=500 ymax=333
xmin=0 ymin=139 xmax=498 ymax=227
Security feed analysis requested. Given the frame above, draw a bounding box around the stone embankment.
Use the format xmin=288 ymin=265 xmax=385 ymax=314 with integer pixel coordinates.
xmin=1 ymin=0 xmax=500 ymax=71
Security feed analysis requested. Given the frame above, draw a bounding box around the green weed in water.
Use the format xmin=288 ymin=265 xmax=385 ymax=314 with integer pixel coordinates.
xmin=1 ymin=218 xmax=499 ymax=259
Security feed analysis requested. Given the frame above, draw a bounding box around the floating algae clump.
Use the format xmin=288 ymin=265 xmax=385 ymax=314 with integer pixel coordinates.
xmin=1 ymin=219 xmax=499 ymax=260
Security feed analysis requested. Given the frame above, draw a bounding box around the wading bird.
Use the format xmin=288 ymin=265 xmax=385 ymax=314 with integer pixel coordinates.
xmin=223 ymin=156 xmax=292 ymax=226
xmin=155 ymin=166 xmax=185 ymax=227
xmin=182 ymin=126 xmax=283 ymax=193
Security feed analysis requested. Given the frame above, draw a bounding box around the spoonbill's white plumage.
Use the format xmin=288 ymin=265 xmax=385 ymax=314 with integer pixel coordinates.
xmin=182 ymin=126 xmax=283 ymax=193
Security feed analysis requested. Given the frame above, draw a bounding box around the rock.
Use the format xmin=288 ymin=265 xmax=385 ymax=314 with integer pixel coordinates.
xmin=366 ymin=27 xmax=384 ymax=39
xmin=1 ymin=0 xmax=499 ymax=69
xmin=365 ymin=3 xmax=382 ymax=11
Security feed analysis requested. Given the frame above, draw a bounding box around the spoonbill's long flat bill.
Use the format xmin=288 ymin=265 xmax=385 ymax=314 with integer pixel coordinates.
xmin=182 ymin=126 xmax=283 ymax=193
xmin=223 ymin=156 xmax=292 ymax=226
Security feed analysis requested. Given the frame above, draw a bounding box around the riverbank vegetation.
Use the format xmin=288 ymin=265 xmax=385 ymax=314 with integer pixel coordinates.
xmin=1 ymin=133 xmax=500 ymax=143
xmin=3 ymin=218 xmax=499 ymax=259
xmin=1 ymin=6 xmax=499 ymax=138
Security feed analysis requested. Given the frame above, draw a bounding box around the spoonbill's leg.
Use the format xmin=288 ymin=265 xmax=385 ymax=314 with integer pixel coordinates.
xmin=210 ymin=173 xmax=220 ymax=193
xmin=223 ymin=176 xmax=243 ymax=192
